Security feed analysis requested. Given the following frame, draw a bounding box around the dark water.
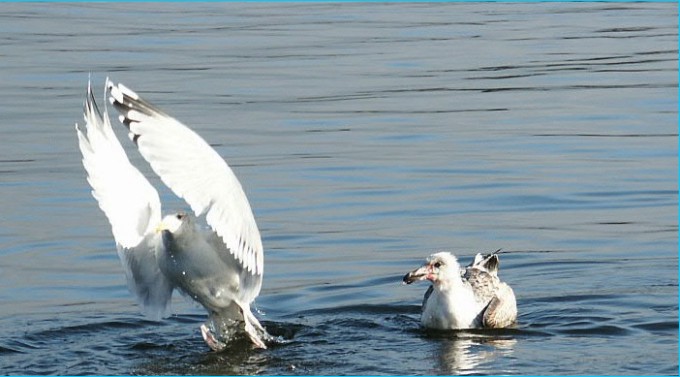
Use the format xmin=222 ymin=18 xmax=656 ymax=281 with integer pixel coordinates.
xmin=0 ymin=2 xmax=677 ymax=375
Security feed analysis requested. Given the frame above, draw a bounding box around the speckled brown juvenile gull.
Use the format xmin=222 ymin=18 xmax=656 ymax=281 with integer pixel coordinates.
xmin=403 ymin=251 xmax=517 ymax=329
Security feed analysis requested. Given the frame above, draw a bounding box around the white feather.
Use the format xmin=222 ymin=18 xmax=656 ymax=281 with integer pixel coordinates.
xmin=76 ymin=79 xmax=270 ymax=348
xmin=76 ymin=79 xmax=173 ymax=319
xmin=76 ymin=80 xmax=161 ymax=248
xmin=107 ymin=80 xmax=264 ymax=281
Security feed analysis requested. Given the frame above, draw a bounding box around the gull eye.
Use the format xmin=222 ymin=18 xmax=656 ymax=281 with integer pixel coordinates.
xmin=176 ymin=213 xmax=185 ymax=220
xmin=434 ymin=262 xmax=442 ymax=269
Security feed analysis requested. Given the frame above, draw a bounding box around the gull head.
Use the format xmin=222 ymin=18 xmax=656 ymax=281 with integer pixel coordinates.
xmin=403 ymin=251 xmax=461 ymax=285
xmin=156 ymin=212 xmax=191 ymax=235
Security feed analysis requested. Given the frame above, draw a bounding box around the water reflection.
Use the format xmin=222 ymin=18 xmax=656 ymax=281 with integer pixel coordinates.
xmin=433 ymin=332 xmax=517 ymax=375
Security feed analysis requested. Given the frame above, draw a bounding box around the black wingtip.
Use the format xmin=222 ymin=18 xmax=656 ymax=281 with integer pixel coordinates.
xmin=107 ymin=80 xmax=166 ymax=121
xmin=84 ymin=77 xmax=103 ymax=121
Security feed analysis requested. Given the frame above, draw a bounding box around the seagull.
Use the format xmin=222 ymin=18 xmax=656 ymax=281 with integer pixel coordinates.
xmin=403 ymin=250 xmax=517 ymax=330
xmin=75 ymin=78 xmax=271 ymax=350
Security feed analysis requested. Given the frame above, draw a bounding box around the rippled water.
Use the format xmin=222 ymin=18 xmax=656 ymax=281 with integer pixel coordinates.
xmin=0 ymin=2 xmax=677 ymax=375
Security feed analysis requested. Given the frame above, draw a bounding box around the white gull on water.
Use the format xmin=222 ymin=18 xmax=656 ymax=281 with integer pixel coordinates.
xmin=75 ymin=79 xmax=271 ymax=350
xmin=403 ymin=251 xmax=517 ymax=330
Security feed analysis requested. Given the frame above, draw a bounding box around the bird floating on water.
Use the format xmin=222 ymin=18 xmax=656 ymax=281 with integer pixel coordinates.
xmin=75 ymin=78 xmax=271 ymax=350
xmin=403 ymin=250 xmax=517 ymax=330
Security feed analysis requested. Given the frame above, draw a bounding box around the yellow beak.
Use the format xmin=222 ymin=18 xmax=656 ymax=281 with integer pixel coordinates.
xmin=155 ymin=221 xmax=168 ymax=233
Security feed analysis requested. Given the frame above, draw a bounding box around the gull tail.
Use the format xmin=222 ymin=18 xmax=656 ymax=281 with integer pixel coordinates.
xmin=469 ymin=249 xmax=502 ymax=275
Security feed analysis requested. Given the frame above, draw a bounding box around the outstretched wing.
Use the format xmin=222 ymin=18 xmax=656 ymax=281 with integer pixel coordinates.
xmin=106 ymin=80 xmax=264 ymax=284
xmin=76 ymin=80 xmax=161 ymax=248
xmin=76 ymin=79 xmax=172 ymax=319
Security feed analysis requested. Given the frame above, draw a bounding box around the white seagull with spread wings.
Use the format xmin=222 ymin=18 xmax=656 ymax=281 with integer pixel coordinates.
xmin=75 ymin=79 xmax=271 ymax=350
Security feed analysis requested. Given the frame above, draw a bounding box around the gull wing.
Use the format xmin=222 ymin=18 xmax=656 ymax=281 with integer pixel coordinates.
xmin=106 ymin=80 xmax=264 ymax=285
xmin=115 ymin=240 xmax=174 ymax=320
xmin=482 ymin=283 xmax=517 ymax=328
xmin=464 ymin=267 xmax=499 ymax=305
xmin=422 ymin=285 xmax=434 ymax=313
xmin=76 ymin=79 xmax=172 ymax=319
xmin=76 ymin=80 xmax=161 ymax=248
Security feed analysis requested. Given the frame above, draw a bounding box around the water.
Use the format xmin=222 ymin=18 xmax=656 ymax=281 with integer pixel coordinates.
xmin=0 ymin=2 xmax=677 ymax=375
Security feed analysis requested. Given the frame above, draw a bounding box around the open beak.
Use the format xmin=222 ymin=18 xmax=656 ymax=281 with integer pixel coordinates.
xmin=402 ymin=265 xmax=431 ymax=285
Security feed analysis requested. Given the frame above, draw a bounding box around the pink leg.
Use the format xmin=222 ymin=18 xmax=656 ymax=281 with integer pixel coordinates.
xmin=200 ymin=323 xmax=226 ymax=352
